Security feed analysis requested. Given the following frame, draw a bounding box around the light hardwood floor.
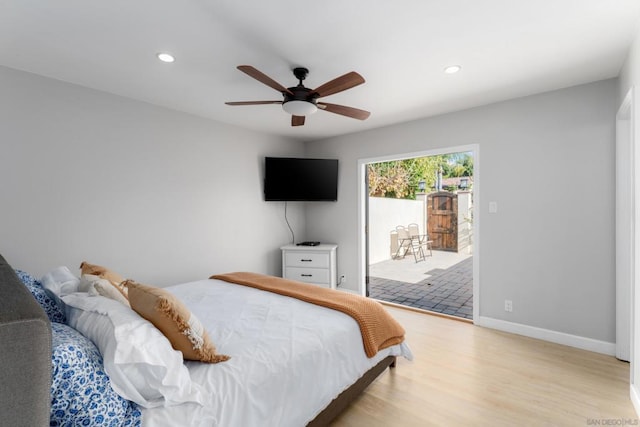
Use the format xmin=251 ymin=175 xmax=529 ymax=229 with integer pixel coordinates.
xmin=332 ymin=306 xmax=637 ymax=426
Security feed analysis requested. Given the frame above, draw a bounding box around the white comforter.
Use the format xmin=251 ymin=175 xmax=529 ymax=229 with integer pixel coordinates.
xmin=141 ymin=278 xmax=412 ymax=427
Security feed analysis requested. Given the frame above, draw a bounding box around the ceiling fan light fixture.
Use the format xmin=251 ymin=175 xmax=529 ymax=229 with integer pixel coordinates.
xmin=282 ymin=100 xmax=317 ymax=116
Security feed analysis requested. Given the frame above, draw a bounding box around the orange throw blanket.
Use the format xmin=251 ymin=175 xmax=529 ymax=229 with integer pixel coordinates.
xmin=211 ymin=272 xmax=405 ymax=358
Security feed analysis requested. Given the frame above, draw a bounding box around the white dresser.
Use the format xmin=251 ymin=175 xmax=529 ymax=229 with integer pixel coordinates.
xmin=281 ymin=244 xmax=338 ymax=289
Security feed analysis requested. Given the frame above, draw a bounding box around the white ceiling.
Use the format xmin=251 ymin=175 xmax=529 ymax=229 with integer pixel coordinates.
xmin=1 ymin=1 xmax=639 ymax=142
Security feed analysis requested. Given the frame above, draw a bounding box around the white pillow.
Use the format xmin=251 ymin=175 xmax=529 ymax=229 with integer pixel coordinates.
xmin=40 ymin=266 xmax=80 ymax=296
xmin=61 ymin=293 xmax=209 ymax=408
xmin=94 ymin=280 xmax=130 ymax=306
xmin=78 ymin=274 xmax=100 ymax=293
xmin=79 ymin=274 xmax=130 ymax=306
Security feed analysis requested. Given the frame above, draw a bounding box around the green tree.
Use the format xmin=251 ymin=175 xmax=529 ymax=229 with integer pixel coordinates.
xmin=445 ymin=152 xmax=473 ymax=177
xmin=368 ymin=161 xmax=410 ymax=198
xmin=367 ymin=151 xmax=473 ymax=199
xmin=368 ymin=156 xmax=447 ymax=199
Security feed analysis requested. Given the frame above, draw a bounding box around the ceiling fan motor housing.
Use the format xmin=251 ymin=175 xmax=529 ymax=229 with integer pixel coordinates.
xmin=282 ymin=86 xmax=318 ymax=115
xmin=283 ymin=68 xmax=318 ymax=115
xmin=284 ymin=67 xmax=317 ymax=104
xmin=284 ymin=86 xmax=317 ymax=104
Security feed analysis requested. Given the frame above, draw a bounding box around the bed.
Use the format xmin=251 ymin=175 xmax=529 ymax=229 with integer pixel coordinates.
xmin=0 ymin=254 xmax=412 ymax=426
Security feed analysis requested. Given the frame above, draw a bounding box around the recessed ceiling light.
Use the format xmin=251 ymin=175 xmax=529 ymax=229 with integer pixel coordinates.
xmin=157 ymin=52 xmax=175 ymax=63
xmin=444 ymin=65 xmax=461 ymax=74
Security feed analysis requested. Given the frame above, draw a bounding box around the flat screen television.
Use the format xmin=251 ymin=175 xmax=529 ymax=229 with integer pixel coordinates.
xmin=264 ymin=157 xmax=338 ymax=201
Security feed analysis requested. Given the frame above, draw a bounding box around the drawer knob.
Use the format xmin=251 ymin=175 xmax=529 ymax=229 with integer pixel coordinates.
xmin=301 ymin=274 xmax=313 ymax=277
xmin=300 ymin=259 xmax=312 ymax=262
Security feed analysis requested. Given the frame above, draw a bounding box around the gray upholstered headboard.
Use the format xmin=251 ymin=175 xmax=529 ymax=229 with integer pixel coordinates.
xmin=0 ymin=254 xmax=52 ymax=426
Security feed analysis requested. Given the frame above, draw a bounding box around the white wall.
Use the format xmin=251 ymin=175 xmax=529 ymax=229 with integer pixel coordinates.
xmin=0 ymin=66 xmax=304 ymax=286
xmin=457 ymin=191 xmax=473 ymax=253
xmin=305 ymin=79 xmax=617 ymax=346
xmin=368 ymin=196 xmax=424 ymax=264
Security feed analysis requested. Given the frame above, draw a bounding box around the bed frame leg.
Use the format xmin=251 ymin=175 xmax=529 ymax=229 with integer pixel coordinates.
xmin=390 ymin=357 xmax=397 ymax=368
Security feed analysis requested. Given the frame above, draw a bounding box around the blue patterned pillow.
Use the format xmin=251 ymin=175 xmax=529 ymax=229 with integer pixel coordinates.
xmin=50 ymin=322 xmax=141 ymax=427
xmin=14 ymin=269 xmax=66 ymax=323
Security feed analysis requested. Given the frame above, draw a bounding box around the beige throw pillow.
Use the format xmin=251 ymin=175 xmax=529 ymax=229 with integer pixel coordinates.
xmin=126 ymin=280 xmax=229 ymax=363
xmin=79 ymin=261 xmax=129 ymax=299
xmin=80 ymin=261 xmax=125 ymax=287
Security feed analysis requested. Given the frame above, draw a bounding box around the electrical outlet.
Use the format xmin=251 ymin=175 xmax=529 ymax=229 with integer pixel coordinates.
xmin=504 ymin=299 xmax=513 ymax=312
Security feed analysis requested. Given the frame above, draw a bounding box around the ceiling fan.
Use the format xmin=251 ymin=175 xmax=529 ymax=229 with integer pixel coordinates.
xmin=225 ymin=65 xmax=371 ymax=127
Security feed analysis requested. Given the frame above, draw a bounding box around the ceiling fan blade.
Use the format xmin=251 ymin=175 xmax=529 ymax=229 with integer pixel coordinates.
xmin=225 ymin=101 xmax=283 ymax=106
xmin=311 ymin=72 xmax=365 ymax=98
xmin=291 ymin=115 xmax=305 ymax=126
xmin=237 ymin=65 xmax=294 ymax=96
xmin=317 ymin=102 xmax=370 ymax=120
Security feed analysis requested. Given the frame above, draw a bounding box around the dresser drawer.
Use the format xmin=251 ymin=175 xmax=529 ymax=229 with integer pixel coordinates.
xmin=284 ymin=267 xmax=330 ymax=286
xmin=284 ymin=252 xmax=330 ymax=268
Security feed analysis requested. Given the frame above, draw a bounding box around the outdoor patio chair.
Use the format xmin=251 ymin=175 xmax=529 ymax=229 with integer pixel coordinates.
xmin=407 ymin=223 xmax=433 ymax=262
xmin=393 ymin=226 xmax=413 ymax=259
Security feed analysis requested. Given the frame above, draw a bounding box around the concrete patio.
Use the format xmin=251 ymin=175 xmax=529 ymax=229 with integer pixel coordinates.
xmin=369 ymin=250 xmax=473 ymax=320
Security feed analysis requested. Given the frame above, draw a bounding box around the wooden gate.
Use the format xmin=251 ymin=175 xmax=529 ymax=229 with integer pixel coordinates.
xmin=427 ymin=192 xmax=458 ymax=252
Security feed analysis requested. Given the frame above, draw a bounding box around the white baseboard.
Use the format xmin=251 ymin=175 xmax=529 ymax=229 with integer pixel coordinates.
xmin=631 ymin=385 xmax=640 ymax=418
xmin=476 ymin=316 xmax=616 ymax=356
